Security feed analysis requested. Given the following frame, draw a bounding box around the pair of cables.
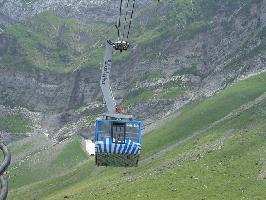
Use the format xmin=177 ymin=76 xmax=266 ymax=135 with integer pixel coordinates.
xmin=116 ymin=0 xmax=136 ymax=42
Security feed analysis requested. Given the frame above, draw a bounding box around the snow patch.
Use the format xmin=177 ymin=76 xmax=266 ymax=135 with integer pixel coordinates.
xmin=85 ymin=139 xmax=95 ymax=156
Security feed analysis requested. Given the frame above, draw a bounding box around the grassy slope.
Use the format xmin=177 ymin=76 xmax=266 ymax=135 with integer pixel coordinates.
xmin=143 ymin=72 xmax=266 ymax=157
xmin=1 ymin=0 xmax=256 ymax=74
xmin=9 ymin=72 xmax=266 ymax=199
xmin=8 ymin=136 xmax=88 ymax=189
xmin=0 ymin=114 xmax=31 ymax=133
xmin=1 ymin=11 xmax=116 ymax=73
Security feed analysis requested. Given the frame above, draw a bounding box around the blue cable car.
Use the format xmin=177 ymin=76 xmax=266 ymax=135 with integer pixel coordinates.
xmin=95 ymin=41 xmax=143 ymax=167
xmin=95 ymin=119 xmax=142 ymax=167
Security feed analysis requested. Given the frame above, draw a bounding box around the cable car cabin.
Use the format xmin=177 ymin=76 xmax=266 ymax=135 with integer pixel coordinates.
xmin=95 ymin=119 xmax=142 ymax=167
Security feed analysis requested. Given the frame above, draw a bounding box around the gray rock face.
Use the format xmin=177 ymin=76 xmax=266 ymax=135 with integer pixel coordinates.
xmin=0 ymin=68 xmax=100 ymax=112
xmin=0 ymin=0 xmax=150 ymax=25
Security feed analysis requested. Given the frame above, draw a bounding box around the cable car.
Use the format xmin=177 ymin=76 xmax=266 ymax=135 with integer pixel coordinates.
xmin=95 ymin=118 xmax=142 ymax=167
xmin=94 ymin=0 xmax=146 ymax=167
xmin=95 ymin=41 xmax=143 ymax=167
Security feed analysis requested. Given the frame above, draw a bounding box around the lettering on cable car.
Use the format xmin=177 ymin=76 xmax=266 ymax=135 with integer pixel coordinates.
xmin=101 ymin=60 xmax=111 ymax=85
xmin=127 ymin=123 xmax=139 ymax=128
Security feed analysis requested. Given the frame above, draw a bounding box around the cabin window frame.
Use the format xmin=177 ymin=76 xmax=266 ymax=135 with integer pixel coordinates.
xmin=111 ymin=122 xmax=126 ymax=144
xmin=95 ymin=120 xmax=142 ymax=144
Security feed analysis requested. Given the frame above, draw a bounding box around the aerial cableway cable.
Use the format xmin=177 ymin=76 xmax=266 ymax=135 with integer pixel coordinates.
xmin=116 ymin=0 xmax=124 ymax=41
xmin=122 ymin=0 xmax=130 ymax=40
xmin=0 ymin=143 xmax=11 ymax=200
xmin=116 ymin=0 xmax=136 ymax=41
xmin=125 ymin=0 xmax=136 ymax=40
xmin=112 ymin=0 xmax=136 ymax=51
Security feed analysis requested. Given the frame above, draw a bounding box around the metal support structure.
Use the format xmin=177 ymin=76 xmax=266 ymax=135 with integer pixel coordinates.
xmin=100 ymin=0 xmax=137 ymax=114
xmin=0 ymin=176 xmax=8 ymax=200
xmin=0 ymin=143 xmax=11 ymax=200
xmin=100 ymin=41 xmax=117 ymax=115
xmin=100 ymin=41 xmax=133 ymax=119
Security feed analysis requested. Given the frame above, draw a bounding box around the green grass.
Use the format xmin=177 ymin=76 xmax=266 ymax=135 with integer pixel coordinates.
xmin=9 ymin=161 xmax=96 ymax=200
xmin=0 ymin=114 xmax=32 ymax=133
xmin=141 ymin=69 xmax=163 ymax=81
xmin=9 ymin=71 xmax=266 ymax=200
xmin=1 ymin=12 xmax=115 ymax=73
xmin=133 ymin=28 xmax=162 ymax=45
xmin=122 ymin=76 xmax=185 ymax=107
xmin=180 ymin=20 xmax=210 ymax=40
xmin=113 ymin=50 xmax=131 ymax=63
xmin=159 ymin=86 xmax=185 ymax=100
xmin=86 ymin=48 xmax=105 ymax=67
xmin=123 ymin=89 xmax=154 ymax=107
xmin=174 ymin=64 xmax=198 ymax=76
xmin=142 ymin=71 xmax=266 ymax=157
xmin=8 ymin=136 xmax=88 ymax=189
xmin=50 ymin=136 xmax=88 ymax=169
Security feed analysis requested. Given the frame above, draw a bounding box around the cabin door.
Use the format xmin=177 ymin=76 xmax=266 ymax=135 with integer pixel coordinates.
xmin=111 ymin=122 xmax=126 ymax=144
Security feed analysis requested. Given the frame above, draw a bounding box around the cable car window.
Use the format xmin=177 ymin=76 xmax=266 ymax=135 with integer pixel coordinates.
xmin=111 ymin=122 xmax=126 ymax=144
xmin=98 ymin=121 xmax=111 ymax=139
xmin=97 ymin=121 xmax=104 ymax=140
xmin=104 ymin=122 xmax=111 ymax=138
xmin=126 ymin=123 xmax=139 ymax=142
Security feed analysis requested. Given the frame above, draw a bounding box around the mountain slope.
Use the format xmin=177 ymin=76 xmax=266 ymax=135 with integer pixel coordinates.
xmin=1 ymin=0 xmax=266 ymax=142
xmin=6 ymin=135 xmax=88 ymax=189
xmin=1 ymin=1 xmax=266 ymax=198
xmin=0 ymin=11 xmax=116 ymax=73
xmin=8 ymin=71 xmax=266 ymax=200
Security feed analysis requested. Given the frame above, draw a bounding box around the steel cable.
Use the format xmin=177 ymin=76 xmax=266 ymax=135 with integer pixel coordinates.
xmin=122 ymin=0 xmax=130 ymax=40
xmin=126 ymin=0 xmax=136 ymax=40
xmin=116 ymin=0 xmax=136 ymax=41
xmin=116 ymin=0 xmax=124 ymax=40
xmin=0 ymin=143 xmax=11 ymax=200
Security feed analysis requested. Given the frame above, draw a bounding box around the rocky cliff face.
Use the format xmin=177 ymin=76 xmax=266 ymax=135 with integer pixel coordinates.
xmin=110 ymin=0 xmax=266 ymax=115
xmin=0 ymin=68 xmax=100 ymax=112
xmin=0 ymin=0 xmax=266 ymax=142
